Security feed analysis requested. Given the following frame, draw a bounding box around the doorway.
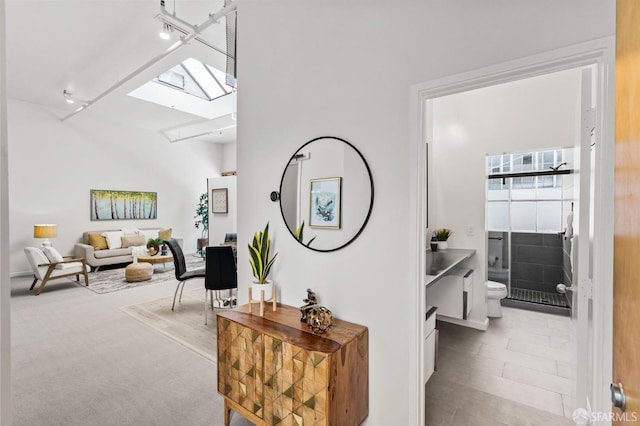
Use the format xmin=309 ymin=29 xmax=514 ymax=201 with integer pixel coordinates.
xmin=411 ymin=39 xmax=615 ymax=425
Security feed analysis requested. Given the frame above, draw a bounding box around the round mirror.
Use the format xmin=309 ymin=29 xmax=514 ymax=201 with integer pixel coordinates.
xmin=279 ymin=136 xmax=374 ymax=252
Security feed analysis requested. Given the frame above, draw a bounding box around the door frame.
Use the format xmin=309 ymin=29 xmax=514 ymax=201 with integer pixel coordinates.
xmin=409 ymin=37 xmax=615 ymax=424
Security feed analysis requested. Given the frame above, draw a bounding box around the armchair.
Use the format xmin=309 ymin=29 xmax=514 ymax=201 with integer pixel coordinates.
xmin=24 ymin=247 xmax=89 ymax=295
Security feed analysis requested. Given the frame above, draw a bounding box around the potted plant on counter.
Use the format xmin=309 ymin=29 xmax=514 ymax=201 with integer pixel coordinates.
xmin=248 ymin=222 xmax=278 ymax=301
xmin=434 ymin=228 xmax=453 ymax=250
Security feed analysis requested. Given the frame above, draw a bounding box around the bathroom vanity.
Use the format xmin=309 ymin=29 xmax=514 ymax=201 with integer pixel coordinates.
xmin=425 ymin=248 xmax=475 ymax=284
xmin=425 ymin=248 xmax=476 ymax=321
xmin=426 ymin=249 xmax=476 ymax=321
xmin=423 ymin=248 xmax=475 ymax=384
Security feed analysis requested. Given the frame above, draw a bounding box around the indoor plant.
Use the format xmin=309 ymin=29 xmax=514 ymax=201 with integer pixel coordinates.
xmin=434 ymin=228 xmax=452 ymax=250
xmin=248 ymin=222 xmax=278 ymax=300
xmin=294 ymin=221 xmax=316 ymax=248
xmin=194 ymin=192 xmax=208 ymax=256
xmin=146 ymin=237 xmax=164 ymax=256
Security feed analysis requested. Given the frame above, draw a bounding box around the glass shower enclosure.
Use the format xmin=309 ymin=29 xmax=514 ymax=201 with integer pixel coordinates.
xmin=486 ymin=149 xmax=573 ymax=314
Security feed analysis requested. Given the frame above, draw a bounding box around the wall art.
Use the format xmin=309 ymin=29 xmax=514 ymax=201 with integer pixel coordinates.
xmin=90 ymin=189 xmax=157 ymax=221
xmin=309 ymin=177 xmax=341 ymax=229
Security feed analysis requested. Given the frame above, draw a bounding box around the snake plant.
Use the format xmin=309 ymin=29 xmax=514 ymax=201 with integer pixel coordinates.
xmin=248 ymin=222 xmax=278 ymax=284
xmin=294 ymin=221 xmax=316 ymax=247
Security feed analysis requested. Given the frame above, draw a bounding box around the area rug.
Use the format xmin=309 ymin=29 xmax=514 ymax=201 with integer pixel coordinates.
xmin=120 ymin=289 xmax=222 ymax=362
xmin=76 ymin=256 xmax=205 ymax=294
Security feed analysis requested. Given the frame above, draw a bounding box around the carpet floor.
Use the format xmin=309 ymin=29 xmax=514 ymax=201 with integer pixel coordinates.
xmin=121 ymin=289 xmax=227 ymax=362
xmin=11 ymin=273 xmax=251 ymax=426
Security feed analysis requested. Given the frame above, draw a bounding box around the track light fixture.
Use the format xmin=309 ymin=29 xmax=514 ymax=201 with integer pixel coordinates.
xmin=62 ymin=90 xmax=75 ymax=104
xmin=159 ymin=22 xmax=172 ymax=40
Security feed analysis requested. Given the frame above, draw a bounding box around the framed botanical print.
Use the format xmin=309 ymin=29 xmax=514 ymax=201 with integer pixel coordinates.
xmin=211 ymin=188 xmax=228 ymax=214
xmin=309 ymin=177 xmax=341 ymax=229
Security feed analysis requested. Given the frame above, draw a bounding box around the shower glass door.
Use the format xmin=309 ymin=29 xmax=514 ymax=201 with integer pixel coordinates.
xmin=486 ymin=149 xmax=571 ymax=307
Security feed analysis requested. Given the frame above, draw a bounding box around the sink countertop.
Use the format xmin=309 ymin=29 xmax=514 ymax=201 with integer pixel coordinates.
xmin=425 ymin=248 xmax=475 ymax=287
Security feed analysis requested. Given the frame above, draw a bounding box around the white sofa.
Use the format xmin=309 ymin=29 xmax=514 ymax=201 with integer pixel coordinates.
xmin=74 ymin=228 xmax=182 ymax=271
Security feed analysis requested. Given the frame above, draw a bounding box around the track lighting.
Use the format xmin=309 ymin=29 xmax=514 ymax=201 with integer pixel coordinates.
xmin=62 ymin=90 xmax=75 ymax=104
xmin=159 ymin=22 xmax=172 ymax=40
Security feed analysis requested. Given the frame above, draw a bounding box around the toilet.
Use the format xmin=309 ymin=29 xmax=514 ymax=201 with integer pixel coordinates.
xmin=486 ymin=281 xmax=508 ymax=318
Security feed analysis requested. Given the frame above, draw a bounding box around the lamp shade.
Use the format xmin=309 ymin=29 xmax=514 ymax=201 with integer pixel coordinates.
xmin=34 ymin=224 xmax=57 ymax=239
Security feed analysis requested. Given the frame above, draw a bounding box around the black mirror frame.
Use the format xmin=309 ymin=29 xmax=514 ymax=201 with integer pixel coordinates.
xmin=278 ymin=136 xmax=375 ymax=252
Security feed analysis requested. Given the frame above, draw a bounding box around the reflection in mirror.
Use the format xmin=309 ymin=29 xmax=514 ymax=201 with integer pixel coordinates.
xmin=279 ymin=136 xmax=374 ymax=252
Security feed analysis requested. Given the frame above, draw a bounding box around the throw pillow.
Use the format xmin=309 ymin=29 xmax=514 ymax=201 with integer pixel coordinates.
xmin=102 ymin=231 xmax=124 ymax=249
xmin=121 ymin=234 xmax=146 ymax=248
xmin=42 ymin=246 xmax=64 ymax=264
xmin=158 ymin=228 xmax=172 ymax=240
xmin=87 ymin=233 xmax=108 ymax=251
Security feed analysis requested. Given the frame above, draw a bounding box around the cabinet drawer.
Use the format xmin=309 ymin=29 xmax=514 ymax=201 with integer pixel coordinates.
xmin=424 ymin=329 xmax=436 ymax=384
xmin=424 ymin=306 xmax=437 ymax=339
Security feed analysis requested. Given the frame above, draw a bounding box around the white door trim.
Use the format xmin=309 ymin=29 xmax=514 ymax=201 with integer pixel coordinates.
xmin=408 ymin=36 xmax=615 ymax=424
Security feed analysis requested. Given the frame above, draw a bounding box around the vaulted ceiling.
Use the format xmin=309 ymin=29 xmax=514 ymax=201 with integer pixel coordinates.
xmin=6 ymin=0 xmax=236 ymax=143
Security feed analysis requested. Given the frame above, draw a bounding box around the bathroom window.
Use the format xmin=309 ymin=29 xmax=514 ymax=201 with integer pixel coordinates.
xmin=486 ymin=149 xmax=566 ymax=233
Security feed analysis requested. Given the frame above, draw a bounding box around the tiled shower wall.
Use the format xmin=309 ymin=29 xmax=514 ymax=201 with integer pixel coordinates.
xmin=511 ymin=232 xmax=565 ymax=293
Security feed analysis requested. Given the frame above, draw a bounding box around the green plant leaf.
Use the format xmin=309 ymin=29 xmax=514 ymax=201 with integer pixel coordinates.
xmin=248 ymin=243 xmax=262 ymax=281
xmin=434 ymin=228 xmax=452 ymax=241
xmin=295 ymin=222 xmax=304 ymax=240
xmin=262 ymin=253 xmax=278 ymax=283
xmin=248 ymin=222 xmax=277 ymax=283
xmin=305 ymin=236 xmax=316 ymax=247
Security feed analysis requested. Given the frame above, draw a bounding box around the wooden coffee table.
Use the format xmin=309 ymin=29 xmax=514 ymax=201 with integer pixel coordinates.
xmin=137 ymin=254 xmax=173 ymax=271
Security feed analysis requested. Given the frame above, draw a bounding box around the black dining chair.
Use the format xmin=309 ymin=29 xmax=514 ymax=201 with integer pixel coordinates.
xmin=164 ymin=239 xmax=206 ymax=311
xmin=204 ymin=246 xmax=237 ymax=325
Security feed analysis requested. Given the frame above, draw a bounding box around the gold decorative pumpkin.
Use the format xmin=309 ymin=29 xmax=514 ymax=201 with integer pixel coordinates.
xmin=306 ymin=306 xmax=333 ymax=334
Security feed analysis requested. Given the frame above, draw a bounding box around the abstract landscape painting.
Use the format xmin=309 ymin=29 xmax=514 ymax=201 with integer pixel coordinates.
xmin=90 ymin=190 xmax=157 ymax=220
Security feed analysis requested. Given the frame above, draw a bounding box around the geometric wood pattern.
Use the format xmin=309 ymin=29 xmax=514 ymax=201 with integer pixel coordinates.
xmin=217 ymin=318 xmax=264 ymax=417
xmin=217 ymin=304 xmax=368 ymax=426
xmin=262 ymin=336 xmax=328 ymax=425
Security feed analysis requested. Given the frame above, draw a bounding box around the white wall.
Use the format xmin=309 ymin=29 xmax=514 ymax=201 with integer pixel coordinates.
xmin=431 ymin=68 xmax=583 ymax=324
xmin=236 ymin=1 xmax=613 ymax=423
xmin=0 ymin=0 xmax=11 ymax=422
xmin=207 ymin=175 xmax=237 ymax=245
xmin=222 ymin=143 xmax=236 ymax=172
xmin=9 ymin=99 xmax=224 ymax=274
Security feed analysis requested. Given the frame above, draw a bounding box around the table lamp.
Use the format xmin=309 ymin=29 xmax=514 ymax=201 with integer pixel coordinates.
xmin=34 ymin=224 xmax=57 ymax=247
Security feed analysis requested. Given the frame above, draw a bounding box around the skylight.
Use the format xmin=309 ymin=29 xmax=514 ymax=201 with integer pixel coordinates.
xmin=128 ymin=58 xmax=236 ymax=120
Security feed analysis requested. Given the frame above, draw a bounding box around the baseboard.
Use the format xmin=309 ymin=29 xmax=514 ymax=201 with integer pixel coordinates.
xmin=11 ymin=271 xmax=33 ymax=278
xmin=435 ymin=314 xmax=489 ymax=331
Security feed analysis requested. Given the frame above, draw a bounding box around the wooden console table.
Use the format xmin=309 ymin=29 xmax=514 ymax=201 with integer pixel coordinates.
xmin=217 ymin=304 xmax=368 ymax=426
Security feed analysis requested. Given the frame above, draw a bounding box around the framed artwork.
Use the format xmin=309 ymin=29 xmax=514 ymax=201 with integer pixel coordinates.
xmin=90 ymin=189 xmax=157 ymax=221
xmin=211 ymin=188 xmax=228 ymax=214
xmin=309 ymin=177 xmax=342 ymax=229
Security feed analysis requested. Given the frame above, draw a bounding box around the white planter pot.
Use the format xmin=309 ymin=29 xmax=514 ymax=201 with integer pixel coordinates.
xmin=437 ymin=241 xmax=448 ymax=250
xmin=251 ymin=281 xmax=274 ymax=301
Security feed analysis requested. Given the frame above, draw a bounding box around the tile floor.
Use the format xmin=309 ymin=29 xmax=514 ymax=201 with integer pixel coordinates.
xmin=425 ymin=306 xmax=575 ymax=425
